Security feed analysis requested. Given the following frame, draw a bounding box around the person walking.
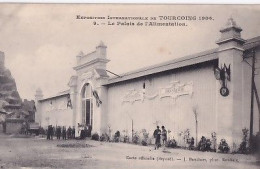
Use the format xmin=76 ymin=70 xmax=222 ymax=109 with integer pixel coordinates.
xmin=153 ymin=126 xmax=161 ymax=150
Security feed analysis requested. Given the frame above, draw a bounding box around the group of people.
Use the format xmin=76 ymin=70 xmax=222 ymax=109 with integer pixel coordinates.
xmin=79 ymin=124 xmax=92 ymax=139
xmin=46 ymin=125 xmax=75 ymax=140
xmin=153 ymin=126 xmax=167 ymax=150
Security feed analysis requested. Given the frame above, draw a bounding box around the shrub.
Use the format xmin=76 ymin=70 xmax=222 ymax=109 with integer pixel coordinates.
xmin=91 ymin=133 xmax=99 ymax=141
xmin=198 ymin=136 xmax=212 ymax=152
xmin=132 ymin=131 xmax=139 ymax=144
xmin=123 ymin=135 xmax=130 ymax=143
xmin=112 ymin=131 xmax=120 ymax=142
xmin=238 ymin=128 xmax=250 ymax=154
xmin=122 ymin=130 xmax=129 ymax=143
xmin=166 ymin=139 xmax=177 ymax=148
xmin=186 ymin=137 xmax=195 ymax=150
xmin=218 ymin=139 xmax=230 ymax=153
xmin=100 ymin=133 xmax=110 ymax=142
xmin=141 ymin=140 xmax=147 ymax=146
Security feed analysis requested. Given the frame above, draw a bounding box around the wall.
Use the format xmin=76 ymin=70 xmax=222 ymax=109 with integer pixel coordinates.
xmin=5 ymin=120 xmax=24 ymax=134
xmin=39 ymin=95 xmax=74 ymax=128
xmin=106 ymin=61 xmax=217 ymax=145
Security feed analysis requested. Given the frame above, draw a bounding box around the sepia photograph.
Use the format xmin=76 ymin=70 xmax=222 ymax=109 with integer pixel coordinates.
xmin=0 ymin=3 xmax=259 ymax=169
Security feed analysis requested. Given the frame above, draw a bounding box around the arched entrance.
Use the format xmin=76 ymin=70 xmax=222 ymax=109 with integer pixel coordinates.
xmin=81 ymin=83 xmax=93 ymax=126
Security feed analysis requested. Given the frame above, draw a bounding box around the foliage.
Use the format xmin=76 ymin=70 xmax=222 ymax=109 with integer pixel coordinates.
xmin=238 ymin=128 xmax=250 ymax=154
xmin=218 ymin=139 xmax=230 ymax=153
xmin=132 ymin=131 xmax=140 ymax=144
xmin=122 ymin=130 xmax=129 ymax=143
xmin=91 ymin=133 xmax=99 ymax=141
xmin=166 ymin=139 xmax=178 ymax=148
xmin=113 ymin=131 xmax=120 ymax=142
xmin=123 ymin=135 xmax=130 ymax=143
xmin=183 ymin=129 xmax=190 ymax=147
xmin=100 ymin=133 xmax=110 ymax=142
xmin=186 ymin=137 xmax=195 ymax=150
xmin=198 ymin=136 xmax=212 ymax=152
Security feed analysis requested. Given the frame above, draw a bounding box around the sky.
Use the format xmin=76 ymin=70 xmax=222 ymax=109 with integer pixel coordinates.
xmin=0 ymin=4 xmax=259 ymax=100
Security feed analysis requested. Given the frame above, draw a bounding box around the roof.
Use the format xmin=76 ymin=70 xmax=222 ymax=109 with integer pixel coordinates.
xmin=243 ymin=36 xmax=260 ymax=51
xmin=103 ymin=36 xmax=260 ymax=86
xmin=39 ymin=90 xmax=69 ymax=102
xmin=103 ymin=48 xmax=218 ymax=85
xmin=38 ymin=36 xmax=260 ymax=101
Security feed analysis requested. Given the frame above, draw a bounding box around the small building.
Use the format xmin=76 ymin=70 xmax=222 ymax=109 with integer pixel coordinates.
xmin=4 ymin=118 xmax=25 ymax=134
xmin=35 ymin=18 xmax=260 ymax=151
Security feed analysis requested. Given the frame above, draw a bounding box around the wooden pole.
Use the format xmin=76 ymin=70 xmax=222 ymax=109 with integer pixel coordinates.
xmin=253 ymin=81 xmax=260 ymax=132
xmin=250 ymin=50 xmax=255 ymax=143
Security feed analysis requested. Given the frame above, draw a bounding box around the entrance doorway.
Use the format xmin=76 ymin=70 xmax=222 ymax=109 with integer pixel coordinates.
xmin=81 ymin=83 xmax=93 ymax=126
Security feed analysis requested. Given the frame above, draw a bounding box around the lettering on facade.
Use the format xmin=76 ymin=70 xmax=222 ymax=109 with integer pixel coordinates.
xmin=159 ymin=81 xmax=193 ymax=101
xmin=122 ymin=81 xmax=193 ymax=104
xmin=45 ymin=100 xmax=68 ymax=112
xmin=122 ymin=89 xmax=144 ymax=104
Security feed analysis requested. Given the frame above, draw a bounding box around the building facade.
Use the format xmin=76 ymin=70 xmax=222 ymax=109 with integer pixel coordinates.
xmin=35 ymin=18 xmax=260 ymax=151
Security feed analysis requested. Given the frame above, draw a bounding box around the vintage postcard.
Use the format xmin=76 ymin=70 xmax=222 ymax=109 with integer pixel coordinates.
xmin=0 ymin=3 xmax=259 ymax=169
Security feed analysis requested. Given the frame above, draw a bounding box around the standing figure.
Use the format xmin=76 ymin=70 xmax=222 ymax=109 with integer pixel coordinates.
xmin=72 ymin=126 xmax=75 ymax=139
xmin=50 ymin=125 xmax=54 ymax=140
xmin=153 ymin=126 xmax=161 ymax=150
xmin=80 ymin=126 xmax=85 ymax=139
xmin=67 ymin=126 xmax=72 ymax=139
xmin=161 ymin=126 xmax=167 ymax=146
xmin=56 ymin=126 xmax=61 ymax=140
xmin=87 ymin=124 xmax=92 ymax=137
xmin=47 ymin=125 xmax=51 ymax=140
xmin=62 ymin=126 xmax=67 ymax=140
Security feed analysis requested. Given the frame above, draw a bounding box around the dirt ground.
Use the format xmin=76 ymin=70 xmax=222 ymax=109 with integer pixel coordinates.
xmin=0 ymin=133 xmax=259 ymax=169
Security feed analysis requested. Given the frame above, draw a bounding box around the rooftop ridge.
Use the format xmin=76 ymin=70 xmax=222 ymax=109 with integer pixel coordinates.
xmin=108 ymin=48 xmax=218 ymax=82
xmin=106 ymin=36 xmax=259 ymax=85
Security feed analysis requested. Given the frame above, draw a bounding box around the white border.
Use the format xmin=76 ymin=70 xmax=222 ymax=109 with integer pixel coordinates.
xmin=0 ymin=0 xmax=259 ymax=4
